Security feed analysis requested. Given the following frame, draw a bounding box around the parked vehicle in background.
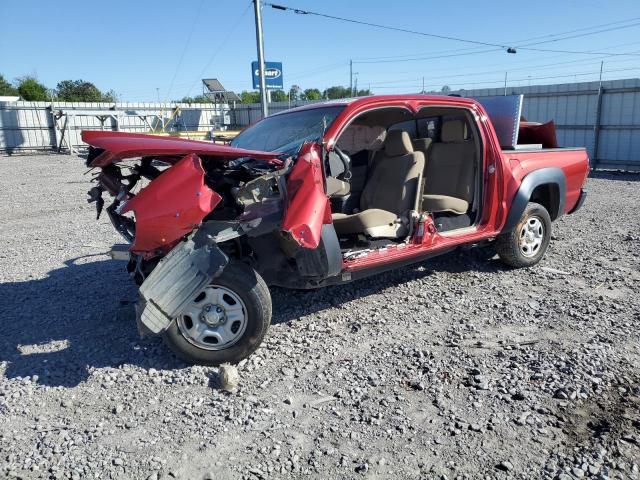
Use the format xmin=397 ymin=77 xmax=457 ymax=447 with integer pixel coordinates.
xmin=81 ymin=94 xmax=589 ymax=365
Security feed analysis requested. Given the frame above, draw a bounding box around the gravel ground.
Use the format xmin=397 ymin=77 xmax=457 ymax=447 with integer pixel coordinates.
xmin=1 ymin=153 xmax=639 ymax=480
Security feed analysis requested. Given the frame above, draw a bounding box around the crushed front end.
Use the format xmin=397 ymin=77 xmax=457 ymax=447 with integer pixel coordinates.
xmin=82 ymin=131 xmax=287 ymax=335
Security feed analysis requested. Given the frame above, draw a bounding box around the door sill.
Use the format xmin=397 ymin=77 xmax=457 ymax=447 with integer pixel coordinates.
xmin=438 ymin=225 xmax=479 ymax=237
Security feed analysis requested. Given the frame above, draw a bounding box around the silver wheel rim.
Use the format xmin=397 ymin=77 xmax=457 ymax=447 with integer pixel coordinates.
xmin=519 ymin=216 xmax=544 ymax=258
xmin=177 ymin=285 xmax=248 ymax=351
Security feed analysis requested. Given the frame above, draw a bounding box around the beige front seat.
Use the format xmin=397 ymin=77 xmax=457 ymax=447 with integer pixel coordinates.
xmin=422 ymin=119 xmax=475 ymax=215
xmin=332 ymin=130 xmax=424 ymax=238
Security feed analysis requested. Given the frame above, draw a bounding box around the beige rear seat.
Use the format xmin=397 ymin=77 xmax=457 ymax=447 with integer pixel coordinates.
xmin=422 ymin=119 xmax=475 ymax=215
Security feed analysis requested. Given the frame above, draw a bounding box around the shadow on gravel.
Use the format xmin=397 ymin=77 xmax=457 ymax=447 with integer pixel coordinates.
xmin=270 ymin=249 xmax=507 ymax=325
xmin=0 ymin=254 xmax=183 ymax=388
xmin=0 ymin=248 xmax=504 ymax=386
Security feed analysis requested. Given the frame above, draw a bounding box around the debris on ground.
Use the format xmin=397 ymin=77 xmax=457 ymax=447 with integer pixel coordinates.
xmin=218 ymin=363 xmax=240 ymax=392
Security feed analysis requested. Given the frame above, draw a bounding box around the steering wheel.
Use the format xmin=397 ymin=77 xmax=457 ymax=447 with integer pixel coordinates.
xmin=333 ymin=146 xmax=352 ymax=181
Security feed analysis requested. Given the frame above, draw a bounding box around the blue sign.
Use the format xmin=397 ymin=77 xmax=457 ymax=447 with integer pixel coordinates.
xmin=252 ymin=61 xmax=283 ymax=90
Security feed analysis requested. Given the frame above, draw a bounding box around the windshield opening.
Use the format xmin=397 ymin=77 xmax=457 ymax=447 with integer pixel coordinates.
xmin=230 ymin=106 xmax=346 ymax=155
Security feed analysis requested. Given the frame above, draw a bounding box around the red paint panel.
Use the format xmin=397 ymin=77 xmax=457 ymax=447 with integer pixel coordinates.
xmin=81 ymin=131 xmax=282 ymax=167
xmin=281 ymin=142 xmax=330 ymax=249
xmin=122 ymin=154 xmax=221 ymax=253
xmin=502 ymin=148 xmax=590 ymax=215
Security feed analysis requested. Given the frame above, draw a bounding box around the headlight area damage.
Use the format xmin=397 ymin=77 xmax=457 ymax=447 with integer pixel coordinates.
xmin=81 ymin=131 xmax=301 ymax=339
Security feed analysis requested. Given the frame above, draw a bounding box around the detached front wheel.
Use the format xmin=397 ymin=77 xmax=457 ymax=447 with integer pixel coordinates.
xmin=162 ymin=262 xmax=271 ymax=366
xmin=495 ymin=202 xmax=552 ymax=268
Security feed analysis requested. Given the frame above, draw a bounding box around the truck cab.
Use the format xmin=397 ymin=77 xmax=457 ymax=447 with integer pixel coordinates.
xmin=228 ymin=94 xmax=588 ymax=285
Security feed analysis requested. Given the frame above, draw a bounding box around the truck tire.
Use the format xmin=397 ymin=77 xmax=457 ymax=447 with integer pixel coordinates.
xmin=162 ymin=261 xmax=271 ymax=366
xmin=495 ymin=202 xmax=552 ymax=268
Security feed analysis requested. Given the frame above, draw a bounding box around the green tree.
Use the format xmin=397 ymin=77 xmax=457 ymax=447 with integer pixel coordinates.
xmin=0 ymin=74 xmax=18 ymax=96
xmin=240 ymin=91 xmax=260 ymax=104
xmin=270 ymin=90 xmax=287 ymax=102
xmin=17 ymin=76 xmax=48 ymax=101
xmin=102 ymin=89 xmax=117 ymax=102
xmin=178 ymin=94 xmax=211 ymax=104
xmin=301 ymin=88 xmax=322 ymax=101
xmin=323 ymin=86 xmax=351 ymax=100
xmin=56 ymin=79 xmax=106 ymax=102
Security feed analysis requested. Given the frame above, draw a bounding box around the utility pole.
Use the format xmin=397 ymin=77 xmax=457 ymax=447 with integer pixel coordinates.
xmin=593 ymin=60 xmax=605 ymax=169
xmin=253 ymin=0 xmax=268 ymax=118
xmin=598 ymin=60 xmax=604 ymax=86
xmin=349 ymin=59 xmax=353 ymax=96
xmin=504 ymin=72 xmax=508 ymax=96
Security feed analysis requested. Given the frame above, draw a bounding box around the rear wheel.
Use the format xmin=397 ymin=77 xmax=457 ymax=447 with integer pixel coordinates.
xmin=162 ymin=262 xmax=271 ymax=366
xmin=495 ymin=202 xmax=552 ymax=268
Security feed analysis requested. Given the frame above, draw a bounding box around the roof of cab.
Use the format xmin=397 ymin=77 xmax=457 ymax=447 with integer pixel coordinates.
xmin=270 ymin=94 xmax=478 ymax=116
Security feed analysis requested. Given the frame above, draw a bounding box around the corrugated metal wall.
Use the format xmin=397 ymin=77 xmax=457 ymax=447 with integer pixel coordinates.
xmin=0 ymin=102 xmax=56 ymax=152
xmin=453 ymin=78 xmax=640 ymax=170
xmin=2 ymin=79 xmax=639 ymax=170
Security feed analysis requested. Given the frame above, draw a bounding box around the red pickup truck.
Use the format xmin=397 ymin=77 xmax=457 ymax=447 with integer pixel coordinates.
xmin=82 ymin=94 xmax=589 ymax=365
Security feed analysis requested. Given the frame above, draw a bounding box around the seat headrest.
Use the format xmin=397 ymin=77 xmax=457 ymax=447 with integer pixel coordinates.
xmin=441 ymin=119 xmax=466 ymax=142
xmin=384 ymin=130 xmax=413 ymax=156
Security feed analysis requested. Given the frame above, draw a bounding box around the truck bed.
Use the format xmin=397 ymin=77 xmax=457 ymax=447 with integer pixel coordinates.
xmin=502 ymin=147 xmax=590 ymax=216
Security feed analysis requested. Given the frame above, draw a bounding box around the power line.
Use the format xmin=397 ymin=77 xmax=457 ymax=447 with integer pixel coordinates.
xmin=355 ymin=42 xmax=640 ymax=65
xmin=354 ymin=48 xmax=502 ymax=64
xmin=518 ymin=45 xmax=640 ymax=56
xmin=517 ymin=20 xmax=640 ymax=47
xmin=359 ymin=39 xmax=640 ymax=82
xmin=182 ymin=1 xmax=253 ymax=99
xmin=362 ymin=47 xmax=640 ymax=86
xmin=165 ymin=0 xmax=206 ymax=102
xmin=367 ymin=66 xmax=640 ymax=90
xmin=267 ymin=3 xmax=640 ymax=59
xmin=266 ymin=3 xmax=516 ymax=50
xmin=352 ymin=16 xmax=640 ymax=63
xmin=504 ymin=16 xmax=640 ymax=46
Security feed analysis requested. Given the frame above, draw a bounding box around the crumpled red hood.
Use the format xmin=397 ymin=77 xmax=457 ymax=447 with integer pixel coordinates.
xmin=81 ymin=131 xmax=282 ymax=167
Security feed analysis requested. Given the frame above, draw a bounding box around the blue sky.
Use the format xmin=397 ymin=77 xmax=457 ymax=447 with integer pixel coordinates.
xmin=1 ymin=0 xmax=640 ymax=101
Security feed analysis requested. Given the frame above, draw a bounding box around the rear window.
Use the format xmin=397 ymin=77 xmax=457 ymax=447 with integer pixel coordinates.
xmin=416 ymin=115 xmax=472 ymax=141
xmin=388 ymin=120 xmax=417 ymax=138
xmin=417 ymin=117 xmax=439 ymax=140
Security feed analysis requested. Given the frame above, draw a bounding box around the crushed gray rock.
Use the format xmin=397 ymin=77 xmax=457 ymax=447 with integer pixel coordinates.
xmin=0 ymin=156 xmax=639 ymax=479
xmin=218 ymin=363 xmax=240 ymax=392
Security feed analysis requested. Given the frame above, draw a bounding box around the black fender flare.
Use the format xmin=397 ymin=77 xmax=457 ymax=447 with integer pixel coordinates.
xmin=502 ymin=167 xmax=566 ymax=233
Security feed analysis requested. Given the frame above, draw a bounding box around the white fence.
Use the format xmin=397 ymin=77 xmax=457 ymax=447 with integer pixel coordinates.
xmin=0 ymin=101 xmax=228 ymax=154
xmin=2 ymin=78 xmax=639 ymax=171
